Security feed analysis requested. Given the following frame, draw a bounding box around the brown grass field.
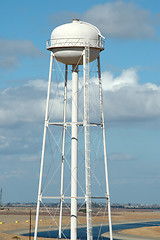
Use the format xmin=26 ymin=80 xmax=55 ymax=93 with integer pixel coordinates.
xmin=0 ymin=207 xmax=160 ymax=240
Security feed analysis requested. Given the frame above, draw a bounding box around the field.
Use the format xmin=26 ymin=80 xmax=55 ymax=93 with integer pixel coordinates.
xmin=0 ymin=207 xmax=160 ymax=240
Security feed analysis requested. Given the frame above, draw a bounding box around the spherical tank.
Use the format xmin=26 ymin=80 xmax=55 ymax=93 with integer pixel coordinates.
xmin=46 ymin=19 xmax=105 ymax=65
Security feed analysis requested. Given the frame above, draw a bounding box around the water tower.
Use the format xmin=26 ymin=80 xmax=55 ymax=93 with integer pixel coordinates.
xmin=34 ymin=19 xmax=113 ymax=240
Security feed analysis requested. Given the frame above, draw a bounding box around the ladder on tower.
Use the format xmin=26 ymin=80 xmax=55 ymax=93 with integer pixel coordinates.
xmin=84 ymin=44 xmax=93 ymax=240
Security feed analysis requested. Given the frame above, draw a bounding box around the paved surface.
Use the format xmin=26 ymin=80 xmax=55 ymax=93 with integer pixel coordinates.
xmin=103 ymin=219 xmax=160 ymax=240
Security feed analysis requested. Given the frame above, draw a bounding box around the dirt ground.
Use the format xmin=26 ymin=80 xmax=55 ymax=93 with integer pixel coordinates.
xmin=0 ymin=207 xmax=160 ymax=240
xmin=121 ymin=226 xmax=160 ymax=238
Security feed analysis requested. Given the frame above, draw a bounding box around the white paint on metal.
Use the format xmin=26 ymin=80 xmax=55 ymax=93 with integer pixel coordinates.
xmin=97 ymin=56 xmax=113 ymax=240
xmin=47 ymin=19 xmax=104 ymax=65
xmin=83 ymin=47 xmax=93 ymax=240
xmin=59 ymin=65 xmax=68 ymax=239
xmin=34 ymin=19 xmax=113 ymax=240
xmin=50 ymin=19 xmax=103 ymax=48
xmin=71 ymin=65 xmax=78 ymax=240
xmin=34 ymin=52 xmax=54 ymax=240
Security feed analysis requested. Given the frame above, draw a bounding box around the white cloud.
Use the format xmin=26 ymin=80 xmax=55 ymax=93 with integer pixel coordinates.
xmin=109 ymin=152 xmax=133 ymax=161
xmin=0 ymin=79 xmax=69 ymax=127
xmin=0 ymin=56 xmax=18 ymax=69
xmin=0 ymin=68 xmax=160 ymax=128
xmin=0 ymin=38 xmax=41 ymax=69
xmin=0 ymin=39 xmax=41 ymax=57
xmin=0 ymin=169 xmax=25 ymax=181
xmin=90 ymin=67 xmax=160 ymax=123
xmin=20 ymin=154 xmax=39 ymax=162
xmin=0 ymin=135 xmax=9 ymax=149
xmin=0 ymin=83 xmax=45 ymax=126
xmin=101 ymin=68 xmax=138 ymax=91
xmin=83 ymin=0 xmax=156 ymax=39
xmin=25 ymin=79 xmax=48 ymax=91
xmin=0 ymin=97 xmax=45 ymax=126
xmin=91 ymin=68 xmax=160 ymax=123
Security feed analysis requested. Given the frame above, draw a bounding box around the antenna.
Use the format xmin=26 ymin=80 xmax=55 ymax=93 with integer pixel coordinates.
xmin=0 ymin=188 xmax=2 ymax=208
xmin=34 ymin=19 xmax=112 ymax=240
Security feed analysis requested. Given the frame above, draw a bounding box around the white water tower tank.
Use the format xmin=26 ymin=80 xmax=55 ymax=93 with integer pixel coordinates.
xmin=46 ymin=19 xmax=105 ymax=65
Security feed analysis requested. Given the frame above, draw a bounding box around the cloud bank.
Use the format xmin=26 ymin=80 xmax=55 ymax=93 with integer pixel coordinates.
xmin=83 ymin=1 xmax=156 ymax=39
xmin=0 ymin=67 xmax=160 ymax=129
xmin=0 ymin=39 xmax=41 ymax=69
xmin=101 ymin=68 xmax=160 ymax=122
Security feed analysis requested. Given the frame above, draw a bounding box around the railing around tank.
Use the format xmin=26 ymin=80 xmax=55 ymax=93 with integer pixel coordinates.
xmin=46 ymin=37 xmax=105 ymax=49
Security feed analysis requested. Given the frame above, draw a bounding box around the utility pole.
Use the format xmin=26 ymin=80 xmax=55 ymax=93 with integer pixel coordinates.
xmin=0 ymin=188 xmax=2 ymax=208
xmin=29 ymin=208 xmax=32 ymax=240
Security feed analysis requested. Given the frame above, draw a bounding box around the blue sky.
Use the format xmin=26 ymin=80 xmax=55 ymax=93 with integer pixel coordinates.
xmin=0 ymin=0 xmax=160 ymax=204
